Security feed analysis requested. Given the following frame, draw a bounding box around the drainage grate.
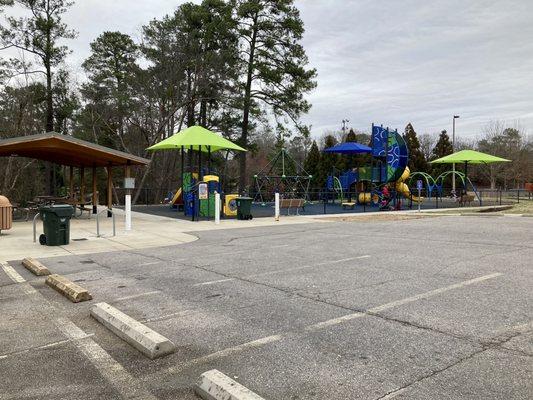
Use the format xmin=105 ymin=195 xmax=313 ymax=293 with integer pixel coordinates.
xmin=72 ymin=238 xmax=88 ymax=241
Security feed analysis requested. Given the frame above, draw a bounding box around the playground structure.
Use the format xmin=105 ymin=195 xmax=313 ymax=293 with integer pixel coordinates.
xmin=326 ymin=124 xmax=415 ymax=209
xmin=324 ymin=124 xmax=494 ymax=210
xmin=252 ymin=148 xmax=312 ymax=203
xmin=148 ymin=125 xmax=246 ymax=221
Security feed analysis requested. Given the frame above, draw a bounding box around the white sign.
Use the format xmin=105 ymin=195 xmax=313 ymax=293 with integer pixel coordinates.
xmin=124 ymin=177 xmax=135 ymax=189
xmin=416 ymin=179 xmax=423 ymax=191
xmin=198 ymin=182 xmax=208 ymax=200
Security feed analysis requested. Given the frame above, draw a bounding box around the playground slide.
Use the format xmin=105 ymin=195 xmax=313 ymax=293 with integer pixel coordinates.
xmin=395 ymin=167 xmax=422 ymax=202
xmin=170 ymin=188 xmax=183 ymax=205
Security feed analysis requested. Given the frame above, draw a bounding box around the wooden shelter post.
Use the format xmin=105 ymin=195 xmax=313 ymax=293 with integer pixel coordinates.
xmin=69 ymin=166 xmax=74 ymax=199
xmin=80 ymin=167 xmax=85 ymax=206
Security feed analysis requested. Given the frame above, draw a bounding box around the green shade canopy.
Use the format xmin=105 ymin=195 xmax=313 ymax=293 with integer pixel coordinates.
xmin=430 ymin=149 xmax=511 ymax=164
xmin=147 ymin=125 xmax=246 ymax=153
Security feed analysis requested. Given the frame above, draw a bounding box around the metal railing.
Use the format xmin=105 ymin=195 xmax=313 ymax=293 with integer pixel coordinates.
xmin=32 ymin=212 xmax=40 ymax=243
xmin=96 ymin=208 xmax=116 ymax=238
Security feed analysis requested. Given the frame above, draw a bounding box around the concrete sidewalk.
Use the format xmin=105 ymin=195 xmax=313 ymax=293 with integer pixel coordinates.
xmin=0 ymin=207 xmax=315 ymax=260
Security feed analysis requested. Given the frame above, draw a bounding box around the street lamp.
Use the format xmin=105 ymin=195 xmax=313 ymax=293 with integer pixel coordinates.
xmin=342 ymin=119 xmax=350 ymax=135
xmin=452 ymin=115 xmax=460 ymax=192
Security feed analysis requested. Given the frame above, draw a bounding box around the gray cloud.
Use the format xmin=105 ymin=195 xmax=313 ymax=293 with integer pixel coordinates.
xmin=4 ymin=0 xmax=532 ymax=139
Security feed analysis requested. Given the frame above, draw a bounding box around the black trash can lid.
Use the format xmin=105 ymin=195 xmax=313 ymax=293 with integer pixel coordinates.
xmin=41 ymin=204 xmax=74 ymax=217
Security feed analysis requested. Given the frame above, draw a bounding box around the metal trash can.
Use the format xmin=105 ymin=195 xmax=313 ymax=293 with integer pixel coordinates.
xmin=39 ymin=204 xmax=73 ymax=246
xmin=0 ymin=195 xmax=13 ymax=234
xmin=236 ymin=197 xmax=253 ymax=220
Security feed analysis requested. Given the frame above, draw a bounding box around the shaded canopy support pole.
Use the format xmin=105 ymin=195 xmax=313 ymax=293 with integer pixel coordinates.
xmin=69 ymin=166 xmax=74 ymax=199
xmin=80 ymin=167 xmax=85 ymax=206
xmin=92 ymin=166 xmax=97 ymax=214
xmin=464 ymin=161 xmax=468 ymax=195
xmin=189 ymin=145 xmax=194 ymax=221
xmin=199 ymin=145 xmax=202 ymax=180
xmin=106 ymin=164 xmax=113 ymax=217
xmin=208 ymin=146 xmax=211 ymax=174
xmin=181 ymin=145 xmax=184 ymax=204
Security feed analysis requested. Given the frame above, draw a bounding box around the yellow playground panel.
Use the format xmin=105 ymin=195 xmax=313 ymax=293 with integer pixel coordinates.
xmin=224 ymin=194 xmax=238 ymax=217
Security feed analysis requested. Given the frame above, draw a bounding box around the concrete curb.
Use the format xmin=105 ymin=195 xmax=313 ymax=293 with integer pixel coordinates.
xmin=195 ymin=369 xmax=266 ymax=400
xmin=22 ymin=257 xmax=50 ymax=276
xmin=45 ymin=274 xmax=92 ymax=302
xmin=90 ymin=302 xmax=175 ymax=359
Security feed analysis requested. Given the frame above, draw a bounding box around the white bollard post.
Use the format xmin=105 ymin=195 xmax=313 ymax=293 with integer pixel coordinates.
xmin=214 ymin=192 xmax=220 ymax=225
xmin=125 ymin=194 xmax=132 ymax=231
xmin=275 ymin=192 xmax=280 ymax=221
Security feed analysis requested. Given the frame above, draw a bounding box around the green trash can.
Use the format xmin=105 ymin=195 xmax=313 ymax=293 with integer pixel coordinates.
xmin=236 ymin=197 xmax=253 ymax=220
xmin=39 ymin=204 xmax=74 ymax=246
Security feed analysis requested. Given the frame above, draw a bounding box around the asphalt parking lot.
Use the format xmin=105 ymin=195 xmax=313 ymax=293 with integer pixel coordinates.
xmin=1 ymin=215 xmax=532 ymax=399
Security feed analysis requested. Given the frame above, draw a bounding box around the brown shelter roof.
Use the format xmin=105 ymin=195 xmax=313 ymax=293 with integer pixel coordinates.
xmin=0 ymin=132 xmax=150 ymax=168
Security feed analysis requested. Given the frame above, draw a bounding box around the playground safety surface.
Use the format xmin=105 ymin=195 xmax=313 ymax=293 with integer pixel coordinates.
xmin=1 ymin=215 xmax=532 ymax=399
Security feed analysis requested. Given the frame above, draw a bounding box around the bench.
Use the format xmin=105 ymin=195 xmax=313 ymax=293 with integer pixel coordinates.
xmin=279 ymin=198 xmax=305 ymax=215
xmin=459 ymin=194 xmax=475 ymax=206
xmin=342 ymin=201 xmax=356 ymax=209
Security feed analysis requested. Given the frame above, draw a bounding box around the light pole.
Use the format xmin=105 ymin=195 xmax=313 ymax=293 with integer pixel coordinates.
xmin=342 ymin=119 xmax=349 ymax=136
xmin=452 ymin=115 xmax=460 ymax=192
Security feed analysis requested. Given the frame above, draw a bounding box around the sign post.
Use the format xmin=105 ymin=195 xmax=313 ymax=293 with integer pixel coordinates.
xmin=416 ymin=179 xmax=423 ymax=212
xmin=275 ymin=192 xmax=280 ymax=221
xmin=124 ymin=176 xmax=135 ymax=231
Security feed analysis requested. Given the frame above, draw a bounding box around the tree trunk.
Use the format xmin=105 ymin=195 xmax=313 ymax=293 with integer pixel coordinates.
xmin=239 ymin=15 xmax=259 ymax=193
xmin=186 ymin=71 xmax=195 ymax=127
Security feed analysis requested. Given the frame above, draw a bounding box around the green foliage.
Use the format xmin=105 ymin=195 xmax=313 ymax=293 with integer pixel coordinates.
xmin=404 ymin=123 xmax=428 ymax=173
xmin=315 ymin=135 xmax=337 ymax=187
xmin=304 ymin=140 xmax=320 ymax=182
xmin=236 ymin=0 xmax=317 ymax=190
xmin=430 ymin=130 xmax=454 ymax=176
xmin=0 ymin=0 xmax=77 ymax=133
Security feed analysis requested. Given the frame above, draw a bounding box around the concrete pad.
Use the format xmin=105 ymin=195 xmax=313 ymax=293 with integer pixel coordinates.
xmin=45 ymin=274 xmax=93 ymax=303
xmin=22 ymin=257 xmax=51 ymax=276
xmin=90 ymin=302 xmax=175 ymax=359
xmin=195 ymin=369 xmax=266 ymax=400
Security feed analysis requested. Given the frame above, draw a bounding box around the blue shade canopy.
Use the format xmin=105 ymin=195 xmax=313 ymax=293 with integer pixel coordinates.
xmin=323 ymin=142 xmax=372 ymax=154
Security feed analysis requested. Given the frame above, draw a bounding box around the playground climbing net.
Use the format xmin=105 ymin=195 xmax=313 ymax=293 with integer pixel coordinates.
xmin=252 ymin=148 xmax=312 ymax=203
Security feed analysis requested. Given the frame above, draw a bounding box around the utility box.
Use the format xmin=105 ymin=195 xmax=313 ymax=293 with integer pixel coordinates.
xmin=0 ymin=195 xmax=13 ymax=234
xmin=39 ymin=205 xmax=73 ymax=246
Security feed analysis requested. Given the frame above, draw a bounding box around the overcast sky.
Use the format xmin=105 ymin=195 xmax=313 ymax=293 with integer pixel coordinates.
xmin=6 ymin=0 xmax=533 ymax=139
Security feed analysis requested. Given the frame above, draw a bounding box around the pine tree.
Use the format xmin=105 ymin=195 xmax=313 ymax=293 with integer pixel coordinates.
xmin=304 ymin=140 xmax=320 ymax=186
xmin=404 ymin=123 xmax=428 ymax=172
xmin=316 ymin=135 xmax=338 ymax=187
xmin=431 ymin=130 xmax=454 ymax=176
xmin=236 ymin=0 xmax=317 ymax=191
xmin=343 ymin=128 xmax=357 ymax=170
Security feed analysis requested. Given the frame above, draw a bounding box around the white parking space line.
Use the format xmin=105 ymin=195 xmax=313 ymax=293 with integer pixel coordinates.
xmin=113 ymin=290 xmax=160 ymax=302
xmin=1 ymin=261 xmax=37 ymax=295
xmin=153 ymin=272 xmax=503 ymax=379
xmin=165 ymin=334 xmax=283 ymax=375
xmin=55 ymin=317 xmax=158 ymax=400
xmin=192 ymin=255 xmax=372 ymax=286
xmin=193 ymin=278 xmax=235 ymax=287
xmin=367 ymin=272 xmax=503 ymax=314
xmin=0 ymin=262 xmax=156 ymax=399
xmin=1 ymin=261 xmax=26 ymax=283
xmin=137 ymin=261 xmax=160 ymax=267
xmin=0 ymin=334 xmax=95 ymax=360
xmin=250 ymin=255 xmax=372 ymax=278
